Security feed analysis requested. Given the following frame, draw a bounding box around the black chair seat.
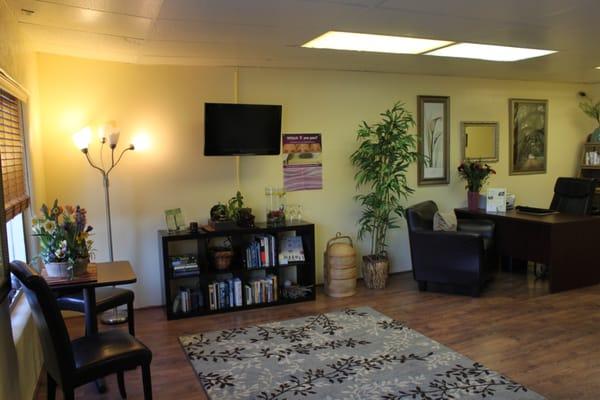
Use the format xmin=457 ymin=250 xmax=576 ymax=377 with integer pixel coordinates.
xmin=57 ymin=287 xmax=134 ymax=313
xmin=72 ymin=330 xmax=151 ymax=384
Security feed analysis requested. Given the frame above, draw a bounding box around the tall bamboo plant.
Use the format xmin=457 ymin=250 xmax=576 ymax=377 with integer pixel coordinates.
xmin=350 ymin=102 xmax=420 ymax=258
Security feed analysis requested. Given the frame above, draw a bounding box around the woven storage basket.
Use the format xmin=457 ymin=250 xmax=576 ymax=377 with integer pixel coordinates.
xmin=324 ymin=233 xmax=357 ymax=297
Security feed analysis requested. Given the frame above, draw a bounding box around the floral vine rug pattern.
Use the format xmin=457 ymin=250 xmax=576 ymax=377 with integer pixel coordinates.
xmin=180 ymin=307 xmax=544 ymax=399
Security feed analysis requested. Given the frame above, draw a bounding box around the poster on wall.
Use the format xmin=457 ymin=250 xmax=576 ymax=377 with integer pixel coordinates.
xmin=509 ymin=98 xmax=548 ymax=175
xmin=282 ymin=134 xmax=323 ymax=191
xmin=417 ymin=95 xmax=450 ymax=185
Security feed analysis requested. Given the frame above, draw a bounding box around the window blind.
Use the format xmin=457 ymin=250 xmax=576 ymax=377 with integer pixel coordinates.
xmin=0 ymin=89 xmax=29 ymax=221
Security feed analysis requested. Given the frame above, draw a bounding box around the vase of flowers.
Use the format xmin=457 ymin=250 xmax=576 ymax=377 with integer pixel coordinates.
xmin=457 ymin=161 xmax=496 ymax=211
xmin=32 ymin=200 xmax=94 ymax=278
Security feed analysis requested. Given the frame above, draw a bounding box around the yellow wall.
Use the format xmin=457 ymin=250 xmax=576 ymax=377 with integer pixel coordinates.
xmin=0 ymin=1 xmax=45 ymax=213
xmin=1 ymin=2 xmax=44 ymax=399
xmin=36 ymin=53 xmax=594 ymax=307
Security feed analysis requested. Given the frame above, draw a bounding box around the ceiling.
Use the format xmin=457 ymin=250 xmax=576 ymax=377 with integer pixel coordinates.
xmin=7 ymin=0 xmax=600 ymax=83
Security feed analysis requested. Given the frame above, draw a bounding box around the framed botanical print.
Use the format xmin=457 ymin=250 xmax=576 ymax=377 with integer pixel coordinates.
xmin=418 ymin=95 xmax=450 ymax=185
xmin=509 ymin=98 xmax=548 ymax=175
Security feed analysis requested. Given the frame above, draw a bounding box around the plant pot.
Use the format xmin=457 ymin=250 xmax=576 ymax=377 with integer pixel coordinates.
xmin=467 ymin=191 xmax=480 ymax=211
xmin=591 ymin=127 xmax=600 ymax=142
xmin=74 ymin=257 xmax=90 ymax=276
xmin=362 ymin=254 xmax=389 ymax=289
xmin=45 ymin=262 xmax=71 ymax=278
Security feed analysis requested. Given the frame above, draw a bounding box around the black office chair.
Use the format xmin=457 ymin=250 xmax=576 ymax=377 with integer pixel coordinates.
xmin=56 ymin=287 xmax=135 ymax=336
xmin=405 ymin=201 xmax=496 ymax=297
xmin=550 ymin=177 xmax=597 ymax=215
xmin=10 ymin=261 xmax=152 ymax=400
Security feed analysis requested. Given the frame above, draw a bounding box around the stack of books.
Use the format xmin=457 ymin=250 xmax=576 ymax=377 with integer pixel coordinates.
xmin=208 ymin=278 xmax=243 ymax=310
xmin=170 ymin=254 xmax=199 ymax=277
xmin=245 ymin=234 xmax=276 ymax=269
xmin=245 ymin=275 xmax=278 ymax=305
xmin=172 ymin=287 xmax=203 ymax=314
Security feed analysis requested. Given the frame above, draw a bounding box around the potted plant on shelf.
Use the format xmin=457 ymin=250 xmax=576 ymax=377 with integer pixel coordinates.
xmin=32 ymin=200 xmax=94 ymax=278
xmin=457 ymin=161 xmax=496 ymax=210
xmin=578 ymin=92 xmax=600 ymax=141
xmin=209 ymin=191 xmax=255 ymax=229
xmin=350 ymin=102 xmax=419 ymax=289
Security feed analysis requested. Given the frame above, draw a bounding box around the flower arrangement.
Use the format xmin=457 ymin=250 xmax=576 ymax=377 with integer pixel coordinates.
xmin=32 ymin=200 xmax=94 ymax=268
xmin=457 ymin=161 xmax=496 ymax=192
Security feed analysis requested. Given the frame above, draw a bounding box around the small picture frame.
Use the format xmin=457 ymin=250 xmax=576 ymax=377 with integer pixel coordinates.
xmin=165 ymin=208 xmax=185 ymax=232
xmin=418 ymin=95 xmax=450 ymax=185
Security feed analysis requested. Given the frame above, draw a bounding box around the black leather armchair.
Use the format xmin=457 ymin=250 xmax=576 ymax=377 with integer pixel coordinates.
xmin=10 ymin=261 xmax=152 ymax=400
xmin=406 ymin=201 xmax=496 ymax=297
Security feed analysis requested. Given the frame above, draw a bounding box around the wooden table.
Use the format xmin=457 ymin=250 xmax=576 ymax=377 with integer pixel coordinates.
xmin=45 ymin=261 xmax=136 ymax=392
xmin=455 ymin=208 xmax=600 ymax=293
xmin=46 ymin=261 xmax=136 ymax=335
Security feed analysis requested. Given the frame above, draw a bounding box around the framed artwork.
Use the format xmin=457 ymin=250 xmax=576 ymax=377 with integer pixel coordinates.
xmin=418 ymin=95 xmax=450 ymax=185
xmin=509 ymin=98 xmax=548 ymax=175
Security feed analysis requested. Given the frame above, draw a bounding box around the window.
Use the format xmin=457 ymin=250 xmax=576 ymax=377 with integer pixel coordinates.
xmin=6 ymin=213 xmax=26 ymax=305
xmin=0 ymin=89 xmax=29 ymax=220
xmin=0 ymin=88 xmax=30 ymax=306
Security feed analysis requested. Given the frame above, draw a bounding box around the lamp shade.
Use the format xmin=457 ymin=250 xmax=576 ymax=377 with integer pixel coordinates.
xmin=73 ymin=127 xmax=92 ymax=150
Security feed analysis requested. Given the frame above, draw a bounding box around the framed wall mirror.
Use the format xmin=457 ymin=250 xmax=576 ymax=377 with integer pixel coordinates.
xmin=461 ymin=121 xmax=499 ymax=162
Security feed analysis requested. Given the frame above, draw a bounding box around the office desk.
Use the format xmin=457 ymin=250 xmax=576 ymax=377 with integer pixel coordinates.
xmin=455 ymin=208 xmax=600 ymax=293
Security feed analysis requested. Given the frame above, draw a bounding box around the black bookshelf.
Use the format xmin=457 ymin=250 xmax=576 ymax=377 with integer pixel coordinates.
xmin=158 ymin=221 xmax=315 ymax=320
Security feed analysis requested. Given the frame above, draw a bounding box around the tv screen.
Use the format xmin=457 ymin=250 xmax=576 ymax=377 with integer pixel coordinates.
xmin=204 ymin=103 xmax=282 ymax=156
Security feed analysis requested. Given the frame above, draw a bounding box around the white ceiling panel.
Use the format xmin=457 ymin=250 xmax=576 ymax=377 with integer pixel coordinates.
xmin=11 ymin=0 xmax=163 ymax=18
xmin=379 ymin=0 xmax=590 ymax=24
xmin=299 ymin=0 xmax=384 ymax=7
xmin=8 ymin=0 xmax=600 ymax=82
xmin=12 ymin=0 xmax=154 ymax=38
xmin=150 ymin=19 xmax=280 ymax=44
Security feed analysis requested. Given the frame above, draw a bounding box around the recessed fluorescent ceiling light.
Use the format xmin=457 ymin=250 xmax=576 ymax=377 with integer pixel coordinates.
xmin=595 ymin=66 xmax=600 ymax=70
xmin=426 ymin=43 xmax=556 ymax=62
xmin=302 ymin=31 xmax=453 ymax=55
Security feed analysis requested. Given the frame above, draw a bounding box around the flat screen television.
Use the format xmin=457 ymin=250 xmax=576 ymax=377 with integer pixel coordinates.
xmin=204 ymin=103 xmax=282 ymax=156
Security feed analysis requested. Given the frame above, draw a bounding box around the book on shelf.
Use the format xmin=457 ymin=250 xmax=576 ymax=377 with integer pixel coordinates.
xmin=172 ymin=286 xmax=203 ymax=314
xmin=245 ymin=275 xmax=278 ymax=306
xmin=170 ymin=254 xmax=199 ymax=276
xmin=278 ymin=232 xmax=305 ymax=265
xmin=208 ymin=278 xmax=243 ymax=311
xmin=245 ymin=234 xmax=277 ymax=269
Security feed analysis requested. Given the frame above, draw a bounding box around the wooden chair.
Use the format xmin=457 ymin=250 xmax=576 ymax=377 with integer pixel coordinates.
xmin=10 ymin=260 xmax=152 ymax=400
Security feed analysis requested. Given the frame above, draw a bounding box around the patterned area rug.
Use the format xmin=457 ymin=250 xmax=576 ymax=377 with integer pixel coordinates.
xmin=180 ymin=307 xmax=544 ymax=399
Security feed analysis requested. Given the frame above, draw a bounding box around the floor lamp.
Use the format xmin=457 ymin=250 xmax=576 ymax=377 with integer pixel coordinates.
xmin=73 ymin=124 xmax=135 ymax=324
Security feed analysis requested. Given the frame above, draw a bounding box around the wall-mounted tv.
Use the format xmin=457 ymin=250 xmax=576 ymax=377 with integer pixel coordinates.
xmin=204 ymin=103 xmax=282 ymax=156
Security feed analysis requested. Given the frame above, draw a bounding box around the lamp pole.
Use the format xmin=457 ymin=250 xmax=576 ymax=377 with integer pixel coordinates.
xmin=76 ymin=126 xmax=134 ymax=324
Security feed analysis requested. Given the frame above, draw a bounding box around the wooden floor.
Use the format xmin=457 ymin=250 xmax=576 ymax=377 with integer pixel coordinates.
xmin=35 ymin=270 xmax=600 ymax=399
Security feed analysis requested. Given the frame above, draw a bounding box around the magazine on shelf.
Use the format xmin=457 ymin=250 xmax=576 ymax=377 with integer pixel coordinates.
xmin=278 ymin=231 xmax=305 ymax=265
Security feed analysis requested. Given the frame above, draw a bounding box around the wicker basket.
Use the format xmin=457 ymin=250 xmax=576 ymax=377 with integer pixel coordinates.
xmin=324 ymin=233 xmax=357 ymax=298
xmin=362 ymin=254 xmax=389 ymax=289
xmin=212 ymin=250 xmax=234 ymax=271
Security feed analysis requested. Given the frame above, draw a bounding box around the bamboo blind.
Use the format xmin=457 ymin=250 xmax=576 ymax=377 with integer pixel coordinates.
xmin=0 ymin=89 xmax=29 ymax=221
